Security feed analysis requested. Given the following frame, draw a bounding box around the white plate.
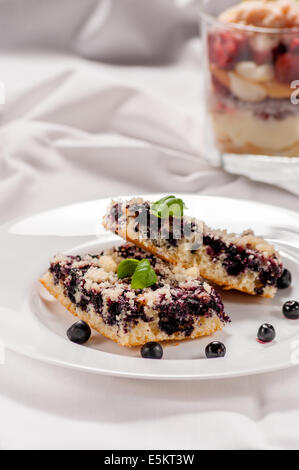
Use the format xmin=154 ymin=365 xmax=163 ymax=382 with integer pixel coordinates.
xmin=1 ymin=194 xmax=299 ymax=380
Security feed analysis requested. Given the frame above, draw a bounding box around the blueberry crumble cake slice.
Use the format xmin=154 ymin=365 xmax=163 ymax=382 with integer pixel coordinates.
xmin=40 ymin=244 xmax=229 ymax=347
xmin=103 ymin=197 xmax=283 ymax=298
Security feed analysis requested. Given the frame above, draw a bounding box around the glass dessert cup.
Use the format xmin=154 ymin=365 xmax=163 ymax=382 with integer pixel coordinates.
xmin=199 ymin=0 xmax=299 ymax=195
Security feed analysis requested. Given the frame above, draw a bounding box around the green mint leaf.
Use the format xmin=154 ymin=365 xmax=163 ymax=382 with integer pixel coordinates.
xmin=150 ymin=195 xmax=187 ymax=219
xmin=117 ymin=259 xmax=140 ymax=279
xmin=131 ymin=259 xmax=157 ymax=289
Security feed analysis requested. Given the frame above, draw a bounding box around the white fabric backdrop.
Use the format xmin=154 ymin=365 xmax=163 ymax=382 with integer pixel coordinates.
xmin=1 ymin=0 xmax=299 ymax=450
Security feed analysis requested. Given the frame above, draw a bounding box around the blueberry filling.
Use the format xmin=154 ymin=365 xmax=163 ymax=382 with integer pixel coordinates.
xmin=110 ymin=202 xmax=121 ymax=225
xmin=65 ymin=268 xmax=78 ymax=304
xmin=49 ymin=263 xmax=62 ymax=284
xmin=106 ymin=295 xmax=151 ymax=332
xmin=150 ymin=282 xmax=165 ymax=291
xmin=90 ymin=291 xmax=103 ymax=313
xmin=106 ymin=300 xmax=122 ymax=326
xmin=203 ymin=235 xmax=282 ymax=290
xmin=156 ymin=287 xmax=228 ymax=337
xmin=126 ymin=202 xmax=194 ymax=246
xmin=50 ymin=256 xmax=82 ymax=284
xmin=204 ymin=236 xmax=226 ymax=256
xmin=54 ymin=257 xmax=153 ymax=333
xmin=158 ymin=307 xmax=194 ymax=336
xmin=116 ymin=244 xmax=158 ymax=267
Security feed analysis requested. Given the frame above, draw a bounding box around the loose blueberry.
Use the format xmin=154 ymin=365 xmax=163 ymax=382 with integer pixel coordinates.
xmin=141 ymin=342 xmax=163 ymax=359
xmin=257 ymin=324 xmax=276 ymax=343
xmin=277 ymin=269 xmax=292 ymax=289
xmin=205 ymin=341 xmax=226 ymax=358
xmin=283 ymin=300 xmax=299 ymax=320
xmin=67 ymin=320 xmax=91 ymax=344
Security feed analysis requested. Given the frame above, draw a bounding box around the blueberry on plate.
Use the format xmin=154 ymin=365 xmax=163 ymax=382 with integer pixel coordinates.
xmin=257 ymin=324 xmax=276 ymax=343
xmin=141 ymin=342 xmax=163 ymax=359
xmin=205 ymin=341 xmax=226 ymax=358
xmin=277 ymin=269 xmax=292 ymax=289
xmin=283 ymin=300 xmax=299 ymax=320
xmin=67 ymin=320 xmax=91 ymax=344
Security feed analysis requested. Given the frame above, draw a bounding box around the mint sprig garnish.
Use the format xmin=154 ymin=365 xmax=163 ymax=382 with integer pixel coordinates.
xmin=150 ymin=195 xmax=187 ymax=219
xmin=117 ymin=258 xmax=157 ymax=289
xmin=131 ymin=259 xmax=157 ymax=289
xmin=117 ymin=259 xmax=140 ymax=279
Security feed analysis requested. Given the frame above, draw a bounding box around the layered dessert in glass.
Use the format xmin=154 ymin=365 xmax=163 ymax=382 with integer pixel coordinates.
xmin=203 ymin=0 xmax=299 ymax=157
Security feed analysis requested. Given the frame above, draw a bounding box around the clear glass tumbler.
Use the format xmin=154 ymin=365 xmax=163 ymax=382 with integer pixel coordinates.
xmin=199 ymin=0 xmax=299 ymax=195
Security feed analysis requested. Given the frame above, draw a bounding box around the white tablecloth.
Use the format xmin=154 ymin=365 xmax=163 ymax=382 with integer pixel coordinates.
xmin=1 ymin=0 xmax=299 ymax=450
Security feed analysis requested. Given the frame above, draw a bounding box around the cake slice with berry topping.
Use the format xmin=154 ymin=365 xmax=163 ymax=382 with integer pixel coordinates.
xmin=40 ymin=243 xmax=228 ymax=347
xmin=103 ymin=197 xmax=283 ymax=298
